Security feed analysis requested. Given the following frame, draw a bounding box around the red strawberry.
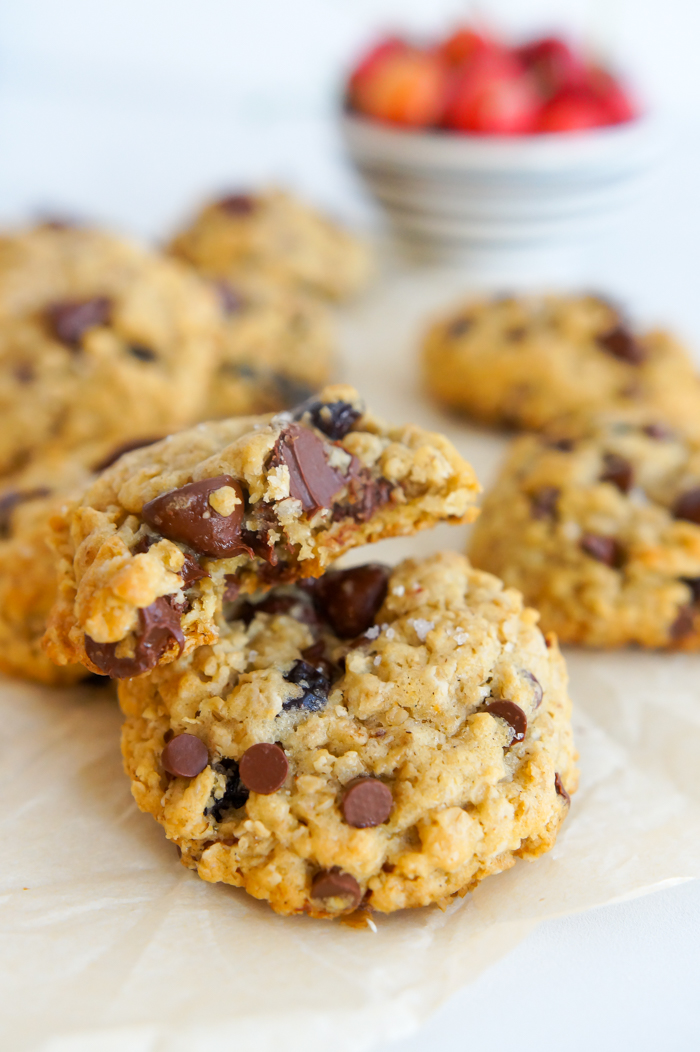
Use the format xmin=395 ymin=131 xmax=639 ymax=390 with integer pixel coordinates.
xmin=348 ymin=37 xmax=407 ymax=94
xmin=586 ymin=65 xmax=637 ymax=123
xmin=438 ymin=26 xmax=492 ymax=66
xmin=517 ymin=36 xmax=586 ymax=98
xmin=350 ymin=47 xmax=451 ymax=128
xmin=536 ymin=87 xmax=610 ymax=132
xmin=443 ymin=50 xmax=539 ymax=134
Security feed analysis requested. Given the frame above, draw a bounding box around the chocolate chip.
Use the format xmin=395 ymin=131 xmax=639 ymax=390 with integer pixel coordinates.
xmin=342 ymin=778 xmax=393 ymax=828
xmin=530 ymin=487 xmax=559 ymax=520
xmin=92 ymin=436 xmax=161 ymax=473
xmin=554 ymin=772 xmax=571 ymax=805
xmin=84 ymin=596 xmax=185 ymax=678
xmin=310 ymin=868 xmax=362 ymax=910
xmin=142 ymin=475 xmax=249 ymax=558
xmin=282 ymin=659 xmax=330 ymax=712
xmin=484 ymin=699 xmax=527 ymax=744
xmin=673 ymin=489 xmax=700 ymax=525
xmin=161 ymin=733 xmax=209 ymax=778
xmin=208 ymin=757 xmax=249 ymax=820
xmin=682 ymin=578 xmax=700 ymax=603
xmin=644 ymin=423 xmax=673 ymax=440
xmin=332 ymin=465 xmax=393 ymax=524
xmin=447 ymin=317 xmax=471 ymax=339
xmin=218 ymin=193 xmax=256 ymax=215
xmin=128 ymin=344 xmax=158 ymax=362
xmin=239 ymin=743 xmax=288 ymax=795
xmin=300 ymin=640 xmax=335 ymax=680
xmin=670 ymin=605 xmax=696 ymax=640
xmin=269 ymin=425 xmax=345 ymax=515
xmin=213 ymin=279 xmax=245 ymax=315
xmin=296 ymin=400 xmax=362 ymax=441
xmin=579 ymin=533 xmax=623 ymax=568
xmin=45 ymin=296 xmax=111 ymax=347
xmin=522 ymin=670 xmax=543 ymax=707
xmin=311 ymin=564 xmax=389 ymax=639
xmin=178 ymin=554 xmax=210 ymax=587
xmin=596 ymin=324 xmax=645 ymax=364
xmin=0 ymin=488 xmax=51 ymax=538
xmin=600 ymin=453 xmax=634 ymax=493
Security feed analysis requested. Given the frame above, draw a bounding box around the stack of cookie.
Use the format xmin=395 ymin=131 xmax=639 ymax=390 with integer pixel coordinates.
xmin=422 ymin=291 xmax=700 ymax=650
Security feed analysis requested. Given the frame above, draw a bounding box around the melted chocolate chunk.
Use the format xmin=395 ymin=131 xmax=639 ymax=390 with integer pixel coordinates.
xmin=596 ymin=324 xmax=645 ymax=364
xmin=213 ymin=279 xmax=246 ymax=315
xmin=530 ymin=487 xmax=560 ymax=520
xmin=45 ymin=296 xmax=111 ymax=347
xmin=128 ymin=344 xmax=158 ymax=362
xmin=670 ymin=605 xmax=696 ymax=640
xmin=239 ymin=743 xmax=288 ymax=794
xmin=311 ymin=564 xmax=389 ymax=639
xmin=554 ymin=773 xmax=571 ymax=806
xmin=178 ymin=554 xmax=210 ymax=587
xmin=310 ymin=868 xmax=362 ymax=910
xmin=92 ymin=436 xmax=161 ymax=473
xmin=522 ymin=670 xmax=543 ymax=707
xmin=161 ymin=733 xmax=209 ymax=778
xmin=332 ymin=464 xmax=393 ymax=524
xmin=218 ymin=193 xmax=256 ymax=215
xmin=297 ymin=400 xmax=361 ymax=441
xmin=484 ymin=699 xmax=527 ymax=744
xmin=207 ymin=758 xmax=249 ymax=821
xmin=84 ymin=596 xmax=184 ymax=678
xmin=600 ymin=453 xmax=634 ymax=493
xmin=269 ymin=425 xmax=345 ymax=515
xmin=300 ymin=640 xmax=335 ymax=681
xmin=673 ymin=488 xmax=700 ymax=525
xmin=282 ymin=659 xmax=330 ymax=712
xmin=579 ymin=533 xmax=623 ymax=568
xmin=342 ymin=778 xmax=393 ymax=828
xmin=142 ymin=475 xmax=249 ymax=558
xmin=0 ymin=488 xmax=51 ymax=538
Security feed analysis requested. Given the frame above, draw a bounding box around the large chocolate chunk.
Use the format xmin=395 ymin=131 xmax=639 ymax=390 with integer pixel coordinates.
xmin=579 ymin=533 xmax=623 ymax=568
xmin=141 ymin=475 xmax=249 ymax=558
xmin=596 ymin=324 xmax=645 ymax=364
xmin=161 ymin=733 xmax=209 ymax=778
xmin=45 ymin=296 xmax=112 ymax=347
xmin=270 ymin=425 xmax=345 ymax=515
xmin=484 ymin=699 xmax=527 ymax=744
xmin=674 ymin=488 xmax=700 ymax=525
xmin=84 ymin=596 xmax=184 ymax=678
xmin=342 ymin=778 xmax=393 ymax=828
xmin=600 ymin=453 xmax=633 ymax=493
xmin=311 ymin=564 xmax=389 ymax=639
xmin=310 ymin=868 xmax=362 ymax=910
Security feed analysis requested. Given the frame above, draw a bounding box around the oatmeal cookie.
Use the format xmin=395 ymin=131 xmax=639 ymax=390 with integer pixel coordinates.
xmin=206 ymin=274 xmax=334 ymax=418
xmin=119 ymin=552 xmax=577 ymax=918
xmin=0 ymin=224 xmax=223 ymax=474
xmin=0 ymin=437 xmax=163 ymax=684
xmin=168 ymin=189 xmax=371 ymax=302
xmin=469 ymin=409 xmax=700 ymax=647
xmin=422 ymin=293 xmax=700 ymax=438
xmin=43 ymin=385 xmax=480 ymax=679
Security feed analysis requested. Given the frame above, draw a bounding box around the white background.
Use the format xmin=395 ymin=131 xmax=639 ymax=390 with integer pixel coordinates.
xmin=1 ymin=2 xmax=699 ymax=1050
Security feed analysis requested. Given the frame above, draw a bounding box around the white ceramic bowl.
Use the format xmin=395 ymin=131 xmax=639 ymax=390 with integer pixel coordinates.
xmin=341 ymin=113 xmax=662 ymax=277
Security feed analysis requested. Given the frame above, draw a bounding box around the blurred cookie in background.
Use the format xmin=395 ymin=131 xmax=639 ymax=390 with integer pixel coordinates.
xmin=206 ymin=274 xmax=335 ymax=418
xmin=422 ymin=293 xmax=700 ymax=440
xmin=469 ymin=408 xmax=700 ymax=649
xmin=168 ymin=188 xmax=372 ymax=302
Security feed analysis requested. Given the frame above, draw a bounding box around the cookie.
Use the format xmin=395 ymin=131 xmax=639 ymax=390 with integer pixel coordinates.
xmin=168 ymin=189 xmax=372 ymax=302
xmin=0 ymin=437 xmax=164 ymax=685
xmin=119 ymin=552 xmax=577 ymax=918
xmin=422 ymin=293 xmax=700 ymax=438
xmin=469 ymin=409 xmax=700 ymax=648
xmin=0 ymin=224 xmax=223 ymax=474
xmin=43 ymin=385 xmax=481 ymax=679
xmin=206 ymin=274 xmax=334 ymax=419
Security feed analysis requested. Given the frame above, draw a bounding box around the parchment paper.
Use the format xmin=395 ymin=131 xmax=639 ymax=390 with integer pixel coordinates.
xmin=2 ymin=266 xmax=700 ymax=1052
